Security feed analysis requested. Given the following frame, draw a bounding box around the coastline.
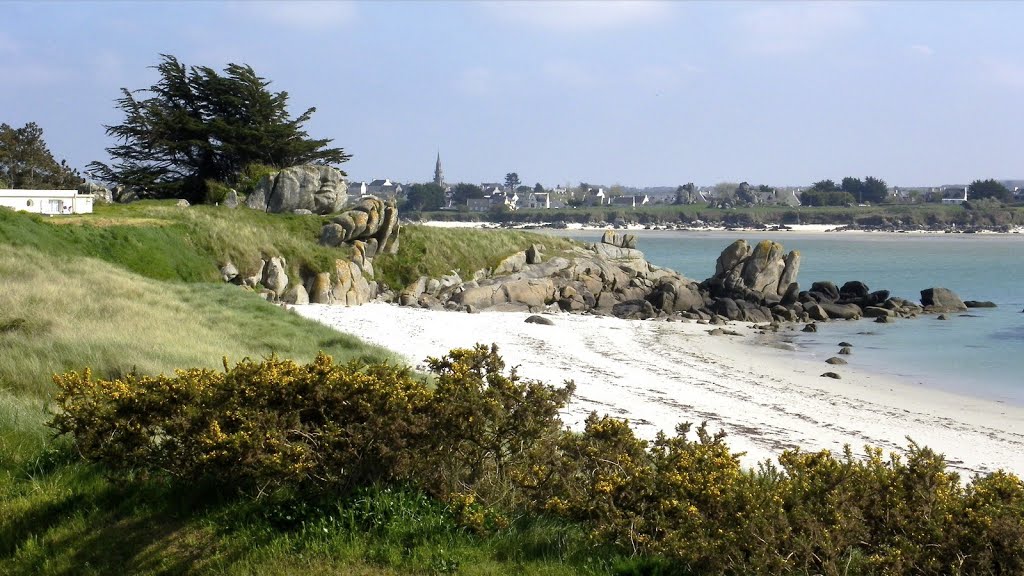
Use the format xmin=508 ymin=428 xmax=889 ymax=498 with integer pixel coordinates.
xmin=419 ymin=220 xmax=1024 ymax=235
xmin=292 ymin=302 xmax=1024 ymax=478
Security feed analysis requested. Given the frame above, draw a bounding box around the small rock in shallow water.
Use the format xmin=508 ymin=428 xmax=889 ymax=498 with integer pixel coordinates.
xmin=838 ymin=347 xmax=852 ymax=355
xmin=826 ymin=357 xmax=848 ymax=365
xmin=936 ymin=314 xmax=948 ymax=320
xmin=802 ymin=323 xmax=818 ymax=333
xmin=525 ymin=315 xmax=554 ymax=325
xmin=964 ymin=300 xmax=996 ymax=308
xmin=821 ymin=372 xmax=842 ymax=379
xmin=838 ymin=341 xmax=853 ymax=347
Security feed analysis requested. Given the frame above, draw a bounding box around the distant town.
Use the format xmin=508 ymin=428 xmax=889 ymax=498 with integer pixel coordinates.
xmin=346 ymin=154 xmax=1023 ymax=212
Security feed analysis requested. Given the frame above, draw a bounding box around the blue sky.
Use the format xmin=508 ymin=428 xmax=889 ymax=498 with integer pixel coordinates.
xmin=2 ymin=1 xmax=1022 ymax=188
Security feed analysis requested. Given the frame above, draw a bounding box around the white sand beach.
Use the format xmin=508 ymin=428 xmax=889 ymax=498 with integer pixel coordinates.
xmin=293 ymin=303 xmax=1024 ymax=478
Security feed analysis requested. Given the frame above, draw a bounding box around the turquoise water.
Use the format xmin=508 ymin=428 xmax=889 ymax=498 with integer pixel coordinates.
xmin=555 ymin=230 xmax=1024 ymax=404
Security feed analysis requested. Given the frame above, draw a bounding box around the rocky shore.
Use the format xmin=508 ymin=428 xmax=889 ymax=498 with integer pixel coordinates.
xmin=394 ymin=230 xmax=974 ymax=331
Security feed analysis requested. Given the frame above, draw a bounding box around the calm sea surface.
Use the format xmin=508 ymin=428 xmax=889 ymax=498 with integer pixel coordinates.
xmin=553 ymin=230 xmax=1024 ymax=405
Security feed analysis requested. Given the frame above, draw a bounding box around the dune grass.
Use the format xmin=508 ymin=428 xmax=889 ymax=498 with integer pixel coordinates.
xmin=0 ymin=245 xmax=392 ymax=400
xmin=0 ymin=206 xmax=612 ymax=575
xmin=374 ymin=225 xmax=577 ymax=290
xmin=0 ymin=201 xmax=347 ymax=284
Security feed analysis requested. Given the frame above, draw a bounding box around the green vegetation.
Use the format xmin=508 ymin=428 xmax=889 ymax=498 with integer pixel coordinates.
xmin=373 ymin=225 xmax=575 ymax=290
xmin=422 ymin=202 xmax=1024 ymax=230
xmin=0 ymin=122 xmax=82 ymax=190
xmin=3 ymin=201 xmax=1023 ymax=574
xmin=31 ymin=347 xmax=1024 ymax=575
xmin=87 ymin=54 xmax=350 ymax=203
xmin=0 ymin=205 xmax=589 ymax=574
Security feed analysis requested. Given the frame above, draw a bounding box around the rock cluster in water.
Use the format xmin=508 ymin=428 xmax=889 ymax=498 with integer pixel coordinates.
xmin=395 ymin=234 xmax=971 ymax=326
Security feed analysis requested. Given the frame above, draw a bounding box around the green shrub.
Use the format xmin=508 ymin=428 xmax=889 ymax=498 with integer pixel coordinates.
xmin=204 ymin=179 xmax=233 ymax=205
xmin=235 ymin=163 xmax=279 ymax=195
xmin=48 ymin=346 xmax=1024 ymax=575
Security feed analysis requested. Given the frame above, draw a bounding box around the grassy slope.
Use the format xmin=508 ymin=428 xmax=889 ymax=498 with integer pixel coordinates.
xmin=0 ymin=204 xmax=601 ymax=576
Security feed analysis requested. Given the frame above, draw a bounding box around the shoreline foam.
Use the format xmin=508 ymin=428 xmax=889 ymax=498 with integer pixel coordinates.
xmin=292 ymin=303 xmax=1024 ymax=478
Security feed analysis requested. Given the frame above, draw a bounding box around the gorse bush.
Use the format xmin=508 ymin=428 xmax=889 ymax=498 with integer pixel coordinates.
xmin=50 ymin=348 xmax=1024 ymax=575
xmin=50 ymin=345 xmax=574 ymax=504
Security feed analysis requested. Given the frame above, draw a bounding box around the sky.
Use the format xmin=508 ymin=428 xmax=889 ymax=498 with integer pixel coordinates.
xmin=2 ymin=1 xmax=1022 ymax=189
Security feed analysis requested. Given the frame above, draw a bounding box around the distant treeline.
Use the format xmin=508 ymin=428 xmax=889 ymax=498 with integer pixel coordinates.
xmin=412 ymin=203 xmax=1024 ymax=230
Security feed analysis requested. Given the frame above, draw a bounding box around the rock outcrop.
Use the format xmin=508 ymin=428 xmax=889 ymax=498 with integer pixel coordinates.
xmin=393 ymin=235 xmax=969 ymax=326
xmin=320 ymin=197 xmax=401 ymax=255
xmin=246 ymin=165 xmax=348 ymax=215
xmin=920 ymin=287 xmax=968 ymax=313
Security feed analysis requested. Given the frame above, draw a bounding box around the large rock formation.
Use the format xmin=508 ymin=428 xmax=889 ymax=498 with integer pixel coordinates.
xmin=319 ymin=196 xmax=401 ymax=255
xmin=704 ymin=239 xmax=801 ymax=299
xmin=398 ymin=234 xmax=701 ymax=318
xmin=246 ymin=165 xmax=347 ymax=215
xmin=920 ymin=287 xmax=967 ymax=313
xmin=394 ymin=234 xmax=966 ymax=327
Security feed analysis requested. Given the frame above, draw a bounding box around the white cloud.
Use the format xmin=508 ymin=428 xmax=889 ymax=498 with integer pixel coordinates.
xmin=735 ymin=2 xmax=866 ymax=55
xmin=485 ymin=1 xmax=673 ymax=32
xmin=910 ymin=44 xmax=934 ymax=57
xmin=228 ymin=0 xmax=356 ymax=31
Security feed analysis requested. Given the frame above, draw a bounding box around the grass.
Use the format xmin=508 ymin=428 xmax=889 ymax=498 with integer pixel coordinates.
xmin=0 ymin=245 xmax=392 ymax=399
xmin=0 ymin=201 xmax=348 ymax=284
xmin=0 ymin=204 xmax=614 ymax=575
xmin=374 ymin=225 xmax=576 ymax=290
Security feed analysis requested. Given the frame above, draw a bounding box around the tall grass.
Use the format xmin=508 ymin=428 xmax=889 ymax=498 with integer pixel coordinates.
xmin=374 ymin=225 xmax=576 ymax=290
xmin=0 ymin=204 xmax=610 ymax=575
xmin=0 ymin=202 xmax=348 ymax=283
xmin=0 ymin=245 xmax=393 ymax=401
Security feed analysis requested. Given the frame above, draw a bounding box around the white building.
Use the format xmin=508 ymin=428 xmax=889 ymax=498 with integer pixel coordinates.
xmin=365 ymin=179 xmax=402 ymax=199
xmin=0 ymin=189 xmax=94 ymax=215
xmin=941 ymin=187 xmax=968 ymax=205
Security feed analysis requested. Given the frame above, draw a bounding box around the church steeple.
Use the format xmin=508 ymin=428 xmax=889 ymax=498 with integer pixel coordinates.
xmin=433 ymin=152 xmax=444 ymax=187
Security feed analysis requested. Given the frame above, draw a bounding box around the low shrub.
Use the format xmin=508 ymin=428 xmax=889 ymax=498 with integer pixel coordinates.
xmin=50 ymin=347 xmax=1024 ymax=574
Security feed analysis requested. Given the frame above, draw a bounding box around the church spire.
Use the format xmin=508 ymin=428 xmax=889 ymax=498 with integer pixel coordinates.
xmin=433 ymin=152 xmax=444 ymax=187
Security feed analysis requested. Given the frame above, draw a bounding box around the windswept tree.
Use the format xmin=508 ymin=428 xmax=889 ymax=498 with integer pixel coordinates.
xmin=504 ymin=172 xmax=520 ymax=191
xmin=88 ymin=54 xmax=350 ymax=203
xmin=861 ymin=176 xmax=889 ymax=204
xmin=403 ymin=182 xmax=446 ymax=212
xmin=968 ymin=179 xmax=1012 ymax=203
xmin=450 ymin=182 xmax=484 ymax=205
xmin=0 ymin=122 xmax=82 ymax=189
xmin=810 ymin=179 xmax=838 ymax=193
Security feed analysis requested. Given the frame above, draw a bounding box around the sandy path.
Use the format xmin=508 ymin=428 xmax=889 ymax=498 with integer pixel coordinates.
xmin=293 ymin=303 xmax=1024 ymax=477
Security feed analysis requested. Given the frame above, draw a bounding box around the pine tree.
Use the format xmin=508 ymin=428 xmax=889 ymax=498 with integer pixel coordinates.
xmin=88 ymin=55 xmax=350 ymax=203
xmin=0 ymin=122 xmax=82 ymax=189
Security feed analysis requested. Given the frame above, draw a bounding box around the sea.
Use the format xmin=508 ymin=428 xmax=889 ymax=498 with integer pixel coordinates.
xmin=554 ymin=230 xmax=1024 ymax=406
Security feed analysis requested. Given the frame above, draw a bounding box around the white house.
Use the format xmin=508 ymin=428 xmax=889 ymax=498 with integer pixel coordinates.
xmin=0 ymin=189 xmax=94 ymax=215
xmin=347 ymin=181 xmax=367 ymax=200
xmin=941 ymin=187 xmax=968 ymax=205
xmin=609 ymin=194 xmax=649 ymax=208
xmin=365 ymin=179 xmax=402 ymax=199
xmin=525 ymin=191 xmax=550 ymax=209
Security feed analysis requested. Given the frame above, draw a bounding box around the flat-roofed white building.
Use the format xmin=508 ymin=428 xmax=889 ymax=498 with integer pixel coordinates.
xmin=0 ymin=189 xmax=94 ymax=215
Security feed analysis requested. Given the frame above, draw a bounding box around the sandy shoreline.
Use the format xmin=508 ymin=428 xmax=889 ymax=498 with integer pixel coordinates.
xmin=292 ymin=303 xmax=1024 ymax=478
xmin=420 ymin=220 xmax=1024 ymax=235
